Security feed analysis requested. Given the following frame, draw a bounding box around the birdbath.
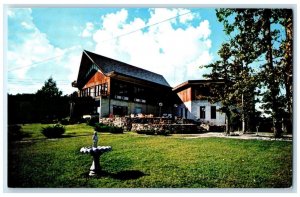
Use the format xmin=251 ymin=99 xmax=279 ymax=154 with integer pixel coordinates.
xmin=80 ymin=131 xmax=112 ymax=176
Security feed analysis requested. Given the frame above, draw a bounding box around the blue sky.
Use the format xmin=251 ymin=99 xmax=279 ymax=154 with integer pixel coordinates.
xmin=6 ymin=7 xmax=227 ymax=95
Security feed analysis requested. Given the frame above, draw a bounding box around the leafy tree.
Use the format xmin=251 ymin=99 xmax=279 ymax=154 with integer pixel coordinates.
xmin=275 ymin=9 xmax=293 ymax=133
xmin=204 ymin=43 xmax=238 ymax=134
xmin=205 ymin=9 xmax=261 ymax=134
xmin=36 ymin=77 xmax=66 ymax=122
xmin=207 ymin=8 xmax=293 ymax=137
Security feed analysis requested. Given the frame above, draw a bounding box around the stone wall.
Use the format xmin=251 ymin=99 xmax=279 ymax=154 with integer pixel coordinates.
xmin=99 ymin=117 xmax=132 ymax=131
xmin=99 ymin=117 xmax=224 ymax=134
xmin=131 ymin=123 xmax=200 ymax=134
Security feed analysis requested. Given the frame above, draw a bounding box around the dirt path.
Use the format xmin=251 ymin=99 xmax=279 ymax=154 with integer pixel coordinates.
xmin=174 ymin=132 xmax=292 ymax=141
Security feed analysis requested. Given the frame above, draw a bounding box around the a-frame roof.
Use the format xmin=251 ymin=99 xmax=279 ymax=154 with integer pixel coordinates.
xmin=76 ymin=50 xmax=170 ymax=89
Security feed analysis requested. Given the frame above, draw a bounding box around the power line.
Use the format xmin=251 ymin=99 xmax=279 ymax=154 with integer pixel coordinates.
xmin=7 ymin=9 xmax=195 ymax=73
xmin=99 ymin=10 xmax=194 ymax=43
xmin=7 ymin=54 xmax=65 ymax=72
xmin=7 ymin=46 xmax=81 ymax=72
xmin=7 ymin=78 xmax=70 ymax=82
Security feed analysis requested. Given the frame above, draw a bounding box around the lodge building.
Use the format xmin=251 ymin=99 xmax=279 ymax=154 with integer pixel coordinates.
xmin=73 ymin=50 xmax=226 ymax=126
xmin=173 ymin=80 xmax=226 ymax=126
xmin=73 ymin=50 xmax=176 ymax=117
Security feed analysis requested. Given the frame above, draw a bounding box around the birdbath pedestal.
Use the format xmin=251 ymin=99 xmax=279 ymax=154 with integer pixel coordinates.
xmin=80 ymin=146 xmax=112 ymax=176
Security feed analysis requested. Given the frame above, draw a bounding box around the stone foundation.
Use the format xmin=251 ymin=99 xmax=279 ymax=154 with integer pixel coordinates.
xmin=99 ymin=117 xmax=224 ymax=134
xmin=131 ymin=123 xmax=200 ymax=134
xmin=99 ymin=117 xmax=132 ymax=131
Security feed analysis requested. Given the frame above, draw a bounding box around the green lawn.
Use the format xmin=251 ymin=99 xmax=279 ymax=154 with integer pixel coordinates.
xmin=7 ymin=123 xmax=293 ymax=188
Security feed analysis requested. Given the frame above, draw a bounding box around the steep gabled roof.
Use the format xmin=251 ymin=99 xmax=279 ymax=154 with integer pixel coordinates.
xmin=76 ymin=50 xmax=170 ymax=88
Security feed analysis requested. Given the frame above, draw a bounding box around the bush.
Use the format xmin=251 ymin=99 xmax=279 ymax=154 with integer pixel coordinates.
xmin=94 ymin=123 xmax=123 ymax=133
xmin=8 ymin=124 xmax=28 ymax=141
xmin=87 ymin=116 xmax=99 ymax=126
xmin=41 ymin=124 xmax=65 ymax=138
xmin=109 ymin=126 xmax=123 ymax=134
xmin=94 ymin=123 xmax=110 ymax=132
xmin=156 ymin=129 xmax=170 ymax=136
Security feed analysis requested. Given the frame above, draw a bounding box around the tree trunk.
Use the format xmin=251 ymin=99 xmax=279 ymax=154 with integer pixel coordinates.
xmin=263 ymin=9 xmax=282 ymax=137
xmin=225 ymin=111 xmax=231 ymax=135
xmin=284 ymin=10 xmax=293 ymax=134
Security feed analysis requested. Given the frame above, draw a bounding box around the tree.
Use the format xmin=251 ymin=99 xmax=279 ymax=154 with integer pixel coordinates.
xmin=204 ymin=43 xmax=238 ymax=134
xmin=205 ymin=9 xmax=262 ymax=134
xmin=36 ymin=77 xmax=67 ymax=122
xmin=275 ymin=9 xmax=293 ymax=133
xmin=36 ymin=77 xmax=62 ymax=98
xmin=208 ymin=8 xmax=293 ymax=137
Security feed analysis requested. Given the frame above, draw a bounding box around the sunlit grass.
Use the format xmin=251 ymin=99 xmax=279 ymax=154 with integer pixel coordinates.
xmin=8 ymin=123 xmax=293 ymax=188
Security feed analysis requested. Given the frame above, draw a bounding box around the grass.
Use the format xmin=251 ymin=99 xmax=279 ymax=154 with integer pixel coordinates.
xmin=7 ymin=123 xmax=293 ymax=188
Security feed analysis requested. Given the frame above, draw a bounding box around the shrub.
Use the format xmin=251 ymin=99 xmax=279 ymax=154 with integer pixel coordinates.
xmin=157 ymin=129 xmax=170 ymax=136
xmin=94 ymin=123 xmax=110 ymax=132
xmin=8 ymin=124 xmax=28 ymax=141
xmin=94 ymin=123 xmax=123 ymax=133
xmin=41 ymin=124 xmax=65 ymax=138
xmin=109 ymin=126 xmax=123 ymax=134
xmin=87 ymin=116 xmax=99 ymax=126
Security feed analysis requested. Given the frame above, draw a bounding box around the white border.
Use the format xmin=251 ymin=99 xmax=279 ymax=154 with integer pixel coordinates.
xmin=1 ymin=0 xmax=299 ymax=196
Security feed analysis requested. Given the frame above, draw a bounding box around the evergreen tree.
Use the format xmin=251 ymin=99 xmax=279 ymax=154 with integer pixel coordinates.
xmin=36 ymin=77 xmax=64 ymax=121
xmin=36 ymin=77 xmax=62 ymax=98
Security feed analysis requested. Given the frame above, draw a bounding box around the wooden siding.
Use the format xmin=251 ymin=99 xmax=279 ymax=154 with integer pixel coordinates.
xmin=83 ymin=71 xmax=108 ymax=88
xmin=81 ymin=71 xmax=110 ymax=97
xmin=176 ymin=87 xmax=192 ymax=102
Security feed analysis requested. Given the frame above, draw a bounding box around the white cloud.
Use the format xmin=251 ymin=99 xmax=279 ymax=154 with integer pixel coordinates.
xmin=7 ymin=9 xmax=15 ymax=17
xmin=178 ymin=8 xmax=195 ymax=23
xmin=7 ymin=8 xmax=32 ymax=19
xmin=7 ymin=8 xmax=214 ymax=95
xmin=7 ymin=8 xmax=81 ymax=95
xmin=21 ymin=21 xmax=33 ymax=29
xmin=92 ymin=8 xmax=213 ymax=87
xmin=102 ymin=9 xmax=128 ymax=32
xmin=81 ymin=22 xmax=94 ymax=37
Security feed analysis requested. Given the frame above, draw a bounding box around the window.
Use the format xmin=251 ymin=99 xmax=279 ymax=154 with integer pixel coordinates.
xmin=94 ymin=83 xmax=108 ymax=96
xmin=95 ymin=86 xmax=98 ymax=96
xmin=185 ymin=108 xmax=188 ymax=119
xmin=113 ymin=105 xmax=128 ymax=116
xmin=81 ymin=88 xmax=89 ymax=97
xmin=200 ymin=106 xmax=205 ymax=119
xmin=134 ymin=86 xmax=147 ymax=103
xmin=135 ymin=107 xmax=142 ymax=114
xmin=134 ymin=87 xmax=145 ymax=95
xmin=115 ymin=83 xmax=128 ymax=95
xmin=211 ymin=106 xmax=216 ymax=119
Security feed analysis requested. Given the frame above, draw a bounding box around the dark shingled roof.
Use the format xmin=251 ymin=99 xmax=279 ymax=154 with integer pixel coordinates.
xmin=77 ymin=50 xmax=170 ymax=88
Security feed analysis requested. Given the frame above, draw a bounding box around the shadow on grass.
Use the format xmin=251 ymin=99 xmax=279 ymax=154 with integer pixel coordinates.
xmin=82 ymin=170 xmax=147 ymax=180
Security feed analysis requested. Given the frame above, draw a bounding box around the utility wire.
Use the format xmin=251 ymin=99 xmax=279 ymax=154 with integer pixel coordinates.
xmin=7 ymin=54 xmax=66 ymax=72
xmin=99 ymin=10 xmax=194 ymax=43
xmin=7 ymin=45 xmax=82 ymax=72
xmin=7 ymin=10 xmax=194 ymax=73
